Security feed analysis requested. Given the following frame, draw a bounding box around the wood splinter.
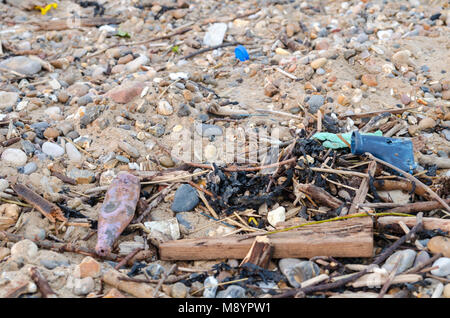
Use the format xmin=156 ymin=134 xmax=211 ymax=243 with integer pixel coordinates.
xmin=29 ymin=267 xmax=57 ymax=298
xmin=240 ymin=236 xmax=273 ymax=269
xmin=11 ymin=183 xmax=67 ymax=223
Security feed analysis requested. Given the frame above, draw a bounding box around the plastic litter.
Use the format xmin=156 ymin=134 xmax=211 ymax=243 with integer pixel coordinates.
xmin=351 ymin=131 xmax=416 ymax=174
xmin=95 ymin=172 xmax=141 ymax=256
xmin=235 ymin=45 xmax=249 ymax=61
xmin=35 ymin=3 xmax=58 ymax=15
xmin=313 ymin=130 xmax=382 ymax=149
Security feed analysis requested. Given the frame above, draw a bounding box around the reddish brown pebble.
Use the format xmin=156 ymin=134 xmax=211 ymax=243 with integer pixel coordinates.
xmin=117 ymin=54 xmax=134 ymax=65
xmin=400 ymin=94 xmax=411 ymax=105
xmin=361 ymin=74 xmax=378 ymax=87
xmin=76 ymin=256 xmax=101 ymax=278
xmin=43 ymin=127 xmax=60 ymax=139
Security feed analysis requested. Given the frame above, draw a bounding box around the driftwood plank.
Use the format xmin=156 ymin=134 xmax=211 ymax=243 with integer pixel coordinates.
xmin=160 ymin=217 xmax=373 ymax=260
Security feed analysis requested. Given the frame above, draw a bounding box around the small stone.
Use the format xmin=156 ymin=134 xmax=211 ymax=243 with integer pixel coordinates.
xmin=159 ymin=155 xmax=175 ymax=168
xmin=442 ymin=90 xmax=450 ymax=100
xmin=171 ymin=184 xmax=199 ymax=213
xmin=68 ymin=168 xmax=95 ymax=184
xmin=413 ymin=251 xmax=431 ymax=267
xmin=264 ymin=83 xmax=279 ymax=97
xmin=428 ymin=236 xmax=450 ymax=257
xmin=74 ymin=256 xmax=101 ymax=278
xmin=157 ymin=100 xmax=174 ymax=116
xmin=117 ymin=54 xmax=134 ymax=65
xmin=400 ymin=94 xmax=411 ymax=105
xmin=1 ymin=148 xmax=28 ymax=166
xmin=107 ymin=81 xmax=146 ymax=104
xmin=361 ymin=74 xmax=378 ymax=87
xmin=337 ymin=94 xmax=350 ymax=106
xmin=170 ymin=282 xmax=189 ymax=298
xmin=118 ymin=141 xmax=140 ymax=158
xmin=430 ymin=258 xmax=450 ymax=277
xmin=418 ymin=117 xmax=436 ymax=130
xmin=77 ymin=94 xmax=93 ymax=106
xmin=125 ymin=55 xmax=149 ymax=73
xmin=267 ymin=206 xmax=286 ymax=227
xmin=66 ymin=143 xmax=82 ymax=163
xmin=20 ymin=162 xmax=37 ymax=175
xmin=194 ymin=123 xmax=223 ymax=137
xmin=43 ymin=127 xmax=60 ymax=139
xmin=377 ymin=29 xmax=393 ymax=41
xmin=307 ymin=95 xmax=325 ymax=114
xmin=0 ymin=91 xmax=19 ymax=109
xmin=392 ymin=50 xmax=414 ymax=67
xmin=382 ymin=249 xmax=417 ymax=274
xmin=44 ymin=106 xmax=61 ymax=118
xmin=203 ymin=23 xmax=227 ymax=47
xmin=443 ymin=284 xmax=450 ymax=298
xmin=343 ymin=49 xmax=357 ymax=60
xmin=216 ymin=285 xmax=246 ymax=298
xmin=0 ymin=56 xmax=41 ymax=75
xmin=73 ymin=277 xmax=95 ymax=296
xmin=42 ymin=142 xmax=65 ymax=157
xmin=0 ymin=179 xmax=9 ymax=192
xmin=10 ymin=239 xmax=38 ymax=261
xmin=144 ymin=218 xmax=180 ymax=241
xmin=67 ymin=83 xmax=90 ymax=97
xmin=203 ymin=276 xmax=219 ymax=298
xmin=279 ymin=259 xmax=320 ymax=288
xmin=310 ymin=57 xmax=327 ymax=69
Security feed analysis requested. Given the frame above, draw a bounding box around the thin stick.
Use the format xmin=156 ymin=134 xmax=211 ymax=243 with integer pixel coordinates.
xmin=377 ymin=259 xmax=401 ymax=298
xmin=404 ymin=253 xmax=442 ymax=274
xmin=365 ymin=153 xmax=450 ymax=214
xmin=195 ymin=187 xmax=219 ymax=219
xmin=275 ymin=67 xmax=298 ymax=80
xmin=309 ymin=167 xmax=368 ymax=178
xmin=135 ymin=184 xmax=175 ymax=223
xmin=114 ymin=248 xmax=143 ymax=270
xmin=181 ymin=42 xmax=241 ymax=60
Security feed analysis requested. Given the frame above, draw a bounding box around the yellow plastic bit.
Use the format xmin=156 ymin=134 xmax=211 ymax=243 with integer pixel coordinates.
xmin=35 ymin=3 xmax=58 ymax=15
xmin=248 ymin=217 xmax=258 ymax=227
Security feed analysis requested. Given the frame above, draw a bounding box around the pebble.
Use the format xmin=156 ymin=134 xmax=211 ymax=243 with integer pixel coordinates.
xmin=267 ymin=206 xmax=286 ymax=227
xmin=66 ymin=143 xmax=82 ymax=163
xmin=118 ymin=141 xmax=140 ymax=158
xmin=144 ymin=218 xmax=180 ymax=241
xmin=0 ymin=56 xmax=41 ymax=75
xmin=413 ymin=251 xmax=431 ymax=267
xmin=382 ymin=249 xmax=417 ymax=274
xmin=216 ymin=285 xmax=246 ymax=298
xmin=42 ymin=142 xmax=65 ymax=157
xmin=107 ymin=81 xmax=146 ymax=104
xmin=444 ymin=284 xmax=450 ymax=298
xmin=203 ymin=276 xmax=219 ymax=298
xmin=170 ymin=282 xmax=189 ymax=298
xmin=67 ymin=168 xmax=95 ymax=184
xmin=77 ymin=94 xmax=93 ymax=106
xmin=171 ymin=184 xmax=199 ymax=213
xmin=125 ymin=55 xmax=149 ymax=73
xmin=74 ymin=256 xmax=101 ymax=278
xmin=203 ymin=23 xmax=227 ymax=46
xmin=43 ymin=127 xmax=60 ymax=139
xmin=310 ymin=57 xmax=327 ymax=69
xmin=430 ymin=257 xmax=450 ymax=277
xmin=1 ymin=148 xmax=28 ymax=166
xmin=361 ymin=74 xmax=378 ymax=87
xmin=427 ymin=236 xmax=450 ymax=257
xmin=157 ymin=100 xmax=174 ymax=116
xmin=307 ymin=95 xmax=325 ymax=114
xmin=10 ymin=239 xmax=38 ymax=261
xmin=73 ymin=277 xmax=95 ymax=296
xmin=279 ymin=258 xmax=321 ymax=288
xmin=418 ymin=117 xmax=436 ymax=130
xmin=0 ymin=179 xmax=9 ymax=192
xmin=0 ymin=91 xmax=19 ymax=109
xmin=195 ymin=123 xmax=223 ymax=137
xmin=19 ymin=162 xmax=37 ymax=175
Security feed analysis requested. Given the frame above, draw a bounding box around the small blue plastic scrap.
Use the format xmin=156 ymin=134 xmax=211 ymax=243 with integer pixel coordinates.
xmin=235 ymin=45 xmax=249 ymax=61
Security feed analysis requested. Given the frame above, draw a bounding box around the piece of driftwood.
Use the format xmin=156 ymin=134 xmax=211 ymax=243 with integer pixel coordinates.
xmin=377 ymin=216 xmax=450 ymax=233
xmin=372 ymin=179 xmax=429 ymax=199
xmin=348 ymin=161 xmax=377 ymax=215
xmin=382 ymin=198 xmax=450 ymax=214
xmin=159 ymin=217 xmax=373 ymax=260
xmin=102 ymin=269 xmax=164 ymax=298
xmin=294 ymin=183 xmax=344 ymax=209
xmin=239 ymin=236 xmax=272 ymax=269
xmin=11 ymin=183 xmax=67 ymax=223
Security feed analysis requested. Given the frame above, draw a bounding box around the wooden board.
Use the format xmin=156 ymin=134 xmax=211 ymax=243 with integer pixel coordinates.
xmin=160 ymin=217 xmax=373 ymax=260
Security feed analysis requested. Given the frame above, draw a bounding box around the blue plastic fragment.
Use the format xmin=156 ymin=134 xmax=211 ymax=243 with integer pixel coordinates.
xmin=235 ymin=45 xmax=249 ymax=61
xmin=351 ymin=131 xmax=417 ymax=174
